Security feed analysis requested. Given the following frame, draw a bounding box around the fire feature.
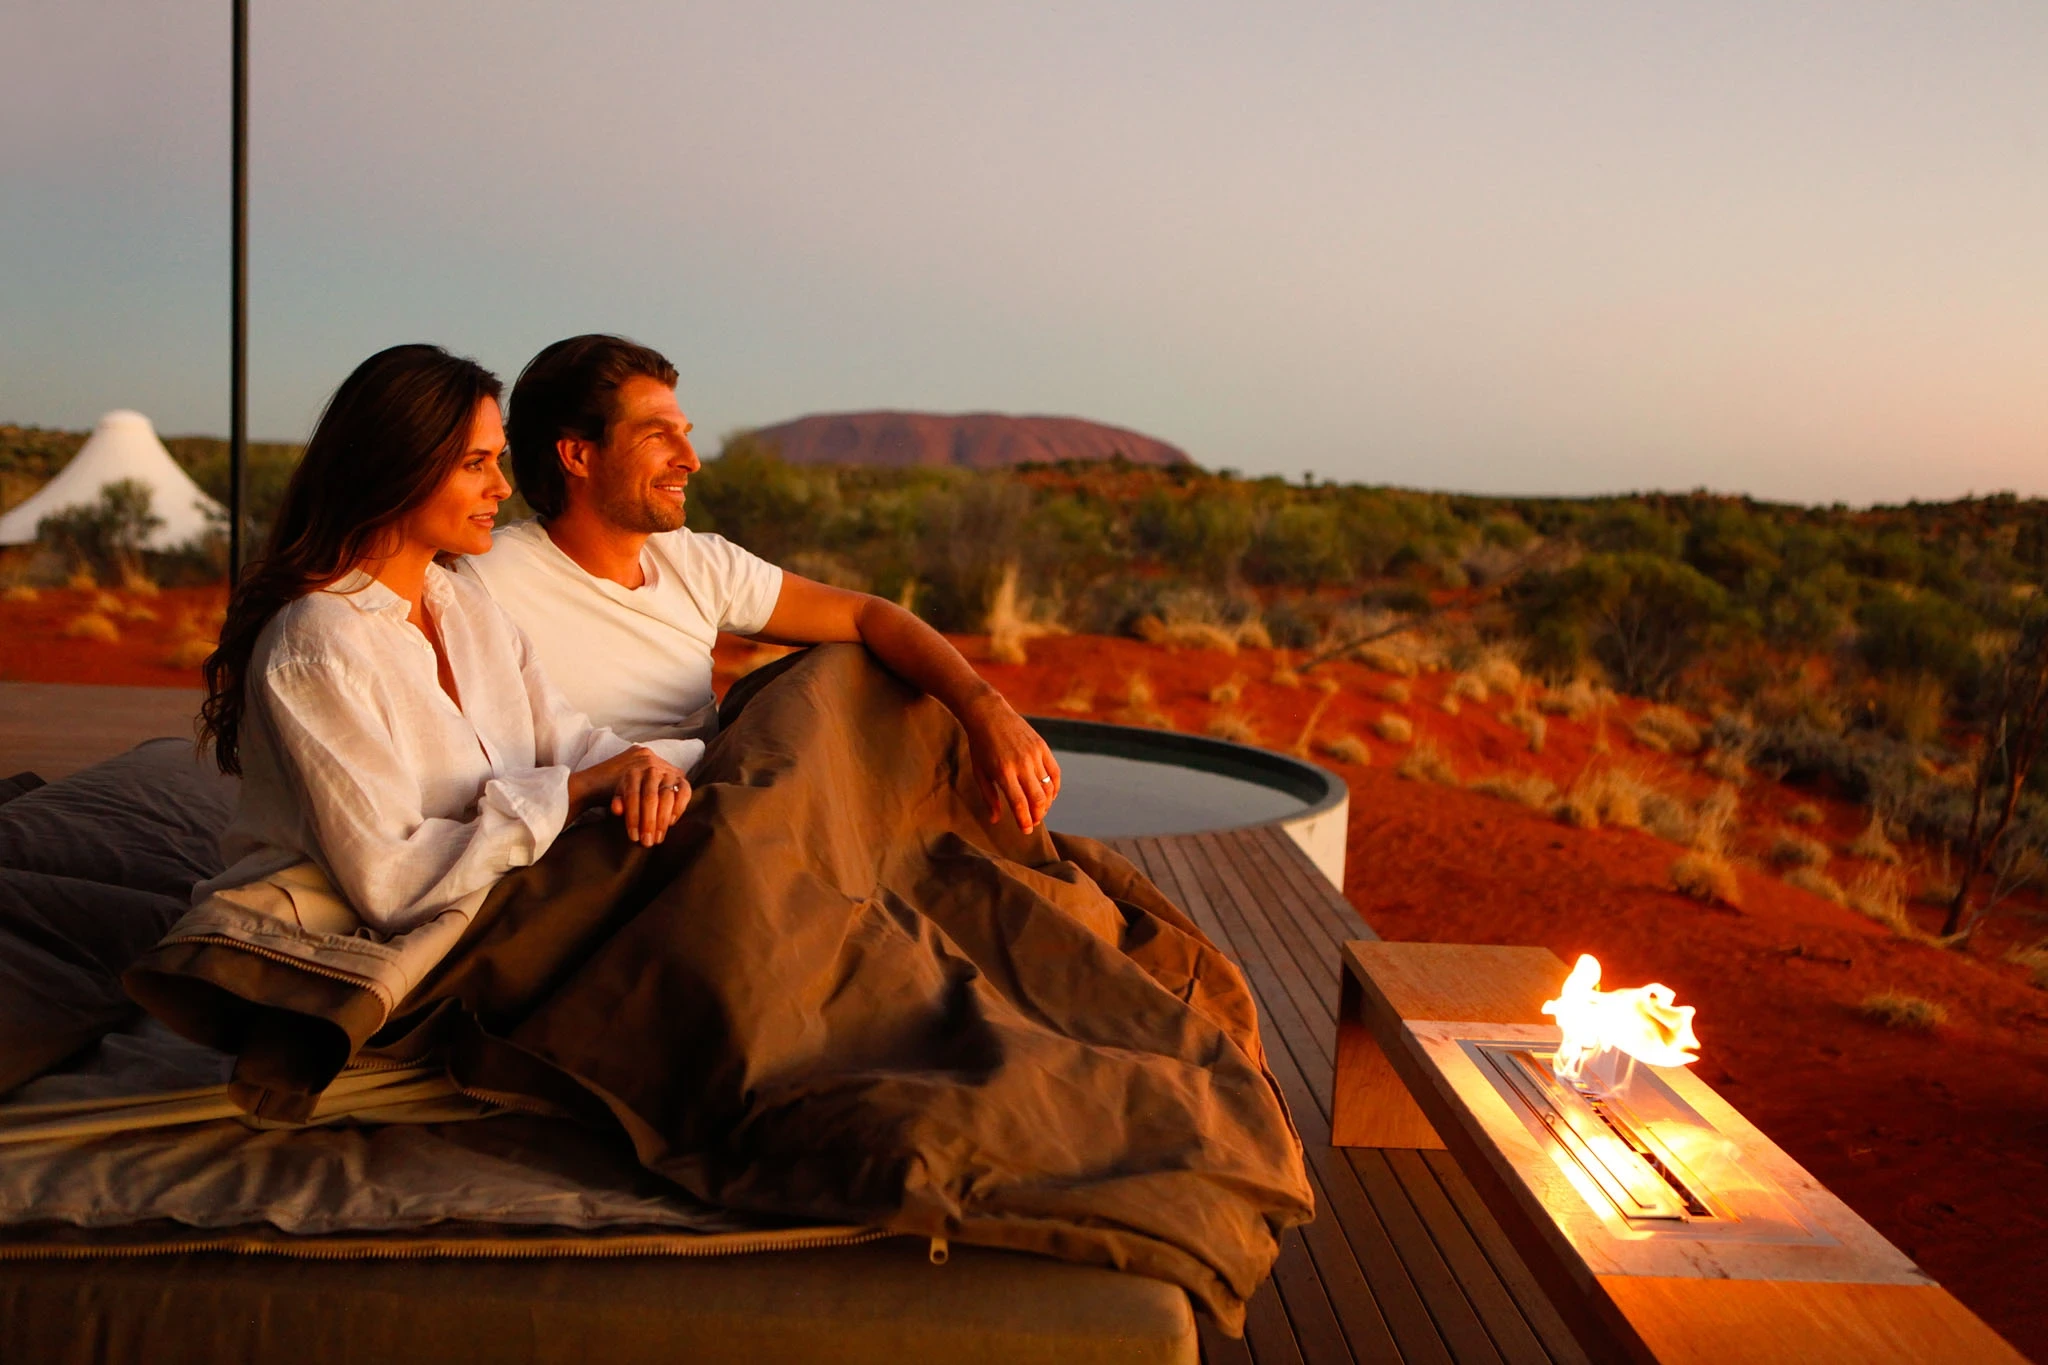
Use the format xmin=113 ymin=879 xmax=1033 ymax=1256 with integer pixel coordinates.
xmin=1540 ymin=953 xmax=1699 ymax=1098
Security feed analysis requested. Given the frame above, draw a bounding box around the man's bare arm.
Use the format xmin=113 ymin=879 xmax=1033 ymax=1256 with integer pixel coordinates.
xmin=754 ymin=574 xmax=1062 ymax=831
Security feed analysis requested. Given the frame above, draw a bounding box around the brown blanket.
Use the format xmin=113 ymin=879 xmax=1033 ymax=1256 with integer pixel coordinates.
xmin=130 ymin=645 xmax=1313 ymax=1330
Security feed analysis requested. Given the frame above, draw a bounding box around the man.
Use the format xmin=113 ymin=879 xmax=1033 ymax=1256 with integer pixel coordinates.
xmin=458 ymin=333 xmax=1061 ymax=832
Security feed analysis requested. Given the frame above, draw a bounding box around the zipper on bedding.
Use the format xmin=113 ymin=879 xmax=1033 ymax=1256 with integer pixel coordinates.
xmin=168 ymin=933 xmax=397 ymax=1011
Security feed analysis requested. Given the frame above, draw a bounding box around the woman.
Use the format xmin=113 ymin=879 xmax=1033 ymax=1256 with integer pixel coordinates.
xmin=196 ymin=344 xmax=697 ymax=934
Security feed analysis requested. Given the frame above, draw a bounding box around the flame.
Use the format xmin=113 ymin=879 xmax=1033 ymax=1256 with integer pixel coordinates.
xmin=1541 ymin=954 xmax=1699 ymax=1088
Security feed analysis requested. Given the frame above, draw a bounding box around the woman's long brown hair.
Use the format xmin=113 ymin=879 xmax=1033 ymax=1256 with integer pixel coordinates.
xmin=199 ymin=344 xmax=502 ymax=775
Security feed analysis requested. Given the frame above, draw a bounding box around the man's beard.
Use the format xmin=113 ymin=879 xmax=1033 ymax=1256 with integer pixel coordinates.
xmin=594 ymin=475 xmax=686 ymax=534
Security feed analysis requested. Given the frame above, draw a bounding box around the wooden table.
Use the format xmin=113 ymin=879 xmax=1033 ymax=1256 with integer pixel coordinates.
xmin=1332 ymin=941 xmax=2028 ymax=1365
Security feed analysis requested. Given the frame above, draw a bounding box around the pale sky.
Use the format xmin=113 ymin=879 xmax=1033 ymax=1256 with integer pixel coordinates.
xmin=4 ymin=1 xmax=2045 ymax=503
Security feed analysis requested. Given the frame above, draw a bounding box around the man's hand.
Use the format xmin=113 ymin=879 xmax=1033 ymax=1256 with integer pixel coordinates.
xmin=568 ymin=746 xmax=692 ymax=847
xmin=962 ymin=692 xmax=1061 ymax=833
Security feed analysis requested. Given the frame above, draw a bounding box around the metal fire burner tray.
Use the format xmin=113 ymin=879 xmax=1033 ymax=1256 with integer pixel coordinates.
xmin=1402 ymin=1022 xmax=1930 ymax=1286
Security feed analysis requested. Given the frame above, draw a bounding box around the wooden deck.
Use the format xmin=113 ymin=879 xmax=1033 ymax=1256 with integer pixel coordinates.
xmin=1109 ymin=827 xmax=1593 ymax=1365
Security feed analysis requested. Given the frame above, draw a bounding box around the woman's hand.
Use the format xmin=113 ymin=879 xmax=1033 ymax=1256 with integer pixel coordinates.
xmin=568 ymin=746 xmax=692 ymax=847
xmin=961 ymin=692 xmax=1061 ymax=833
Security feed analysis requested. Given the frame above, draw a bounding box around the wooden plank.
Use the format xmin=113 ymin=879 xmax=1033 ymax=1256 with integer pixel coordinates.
xmin=1198 ymin=1316 xmax=1257 ymax=1365
xmin=1154 ymin=835 xmax=1455 ymax=1365
xmin=1422 ymin=1152 xmax=1593 ymax=1365
xmin=1348 ymin=1148 xmax=1507 ymax=1365
xmin=1340 ymin=943 xmax=1567 ymax=1026
xmin=1385 ymin=1149 xmax=1555 ymax=1365
xmin=1241 ymin=1276 xmax=1309 ymax=1365
xmin=1209 ymin=830 xmax=1346 ymax=1032
xmin=1333 ymin=967 xmax=1445 ymax=1148
xmin=1267 ymin=1225 xmax=1355 ymax=1365
xmin=1595 ymin=1279 xmax=2030 ymax=1365
xmin=1191 ymin=832 xmax=1339 ymax=1069
xmin=1245 ymin=824 xmax=1376 ymax=944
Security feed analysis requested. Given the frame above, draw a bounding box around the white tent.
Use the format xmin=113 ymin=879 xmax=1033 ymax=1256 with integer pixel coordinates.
xmin=0 ymin=410 xmax=225 ymax=551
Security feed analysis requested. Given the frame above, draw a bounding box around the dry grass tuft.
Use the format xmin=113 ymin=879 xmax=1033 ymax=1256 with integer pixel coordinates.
xmin=1506 ymin=707 xmax=1547 ymax=754
xmin=119 ymin=569 xmax=161 ymax=597
xmin=1122 ymin=672 xmax=1156 ymax=708
xmin=121 ymin=601 xmax=159 ymax=623
xmin=1785 ymin=802 xmax=1824 ymax=827
xmin=3 ymin=584 xmax=38 ymax=604
xmin=1270 ymin=664 xmax=1302 ymax=688
xmin=1631 ymin=705 xmax=1703 ymax=754
xmin=985 ymin=563 xmax=1063 ymax=664
xmin=1312 ymin=674 xmax=1341 ymax=695
xmin=1438 ymin=693 xmax=1463 ymax=717
xmin=1321 ymin=734 xmax=1372 ymax=766
xmin=1641 ymin=790 xmax=1697 ymax=846
xmin=1374 ymin=680 xmax=1411 ymax=705
xmin=1206 ymin=709 xmax=1262 ymax=745
xmin=1373 ymin=713 xmax=1414 ymax=744
xmin=91 ymin=591 xmax=123 ymax=615
xmin=1557 ymin=766 xmax=1649 ymax=832
xmin=1537 ymin=678 xmax=1607 ymax=721
xmin=1768 ymin=830 xmax=1832 ymax=871
xmin=1053 ymin=680 xmax=1094 ymax=714
xmin=1207 ymin=673 xmax=1246 ymax=705
xmin=1694 ymin=784 xmax=1740 ymax=853
xmin=164 ymin=636 xmax=216 ymax=669
xmin=1857 ymin=992 xmax=1946 ymax=1031
xmin=61 ymin=612 xmax=121 ymax=643
xmin=1447 ymin=671 xmax=1491 ymax=704
xmin=1785 ymin=866 xmax=1847 ymax=904
xmin=2000 ymin=942 xmax=2048 ymax=990
xmin=1670 ymin=850 xmax=1742 ymax=907
xmin=1847 ymin=815 xmax=1903 ymax=866
xmin=1473 ymin=654 xmax=1524 ymax=697
xmin=1396 ymin=739 xmax=1459 ymax=785
xmin=66 ymin=568 xmax=97 ymax=591
xmin=1701 ymin=748 xmax=1750 ymax=784
xmin=1126 ymin=709 xmax=1177 ymax=731
xmin=1235 ymin=618 xmax=1273 ymax=650
xmin=1469 ymin=770 xmax=1559 ymax=811
xmin=1846 ymin=868 xmax=1913 ymax=934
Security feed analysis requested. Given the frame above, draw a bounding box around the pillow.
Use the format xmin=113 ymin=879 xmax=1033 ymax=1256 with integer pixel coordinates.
xmin=0 ymin=738 xmax=237 ymax=899
xmin=0 ymin=867 xmax=186 ymax=1095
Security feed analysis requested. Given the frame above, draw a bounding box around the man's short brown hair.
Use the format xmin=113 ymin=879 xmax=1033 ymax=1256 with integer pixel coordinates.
xmin=508 ymin=335 xmax=680 ymax=519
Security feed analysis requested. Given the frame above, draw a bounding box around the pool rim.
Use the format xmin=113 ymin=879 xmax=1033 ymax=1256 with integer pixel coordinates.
xmin=1025 ymin=714 xmax=1347 ymax=837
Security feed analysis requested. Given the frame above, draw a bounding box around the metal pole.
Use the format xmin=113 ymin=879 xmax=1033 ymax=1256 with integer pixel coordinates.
xmin=229 ymin=0 xmax=248 ymax=585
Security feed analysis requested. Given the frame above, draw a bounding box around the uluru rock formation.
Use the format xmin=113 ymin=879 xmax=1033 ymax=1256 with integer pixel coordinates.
xmin=741 ymin=411 xmax=1192 ymax=469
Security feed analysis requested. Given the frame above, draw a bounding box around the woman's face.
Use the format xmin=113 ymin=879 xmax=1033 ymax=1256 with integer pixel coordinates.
xmin=401 ymin=396 xmax=512 ymax=559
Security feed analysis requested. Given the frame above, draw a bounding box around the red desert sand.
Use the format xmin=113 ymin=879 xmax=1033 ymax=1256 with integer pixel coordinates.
xmin=6 ymin=597 xmax=2045 ymax=1357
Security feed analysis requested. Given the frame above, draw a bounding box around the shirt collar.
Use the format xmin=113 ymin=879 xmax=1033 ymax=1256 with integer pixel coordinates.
xmin=322 ymin=566 xmax=432 ymax=621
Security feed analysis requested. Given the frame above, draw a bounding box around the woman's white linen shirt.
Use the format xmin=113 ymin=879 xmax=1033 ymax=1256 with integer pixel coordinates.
xmin=196 ymin=565 xmax=703 ymax=933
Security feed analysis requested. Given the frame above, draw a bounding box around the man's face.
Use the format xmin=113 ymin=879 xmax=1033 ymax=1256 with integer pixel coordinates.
xmin=583 ymin=375 xmax=700 ymax=534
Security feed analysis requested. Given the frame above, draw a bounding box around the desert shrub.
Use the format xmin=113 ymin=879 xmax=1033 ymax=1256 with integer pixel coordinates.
xmin=1872 ymin=674 xmax=1948 ymax=746
xmin=913 ymin=477 xmax=1037 ymax=630
xmin=164 ymin=636 xmax=214 ymax=669
xmin=1373 ymin=713 xmax=1414 ymax=744
xmin=38 ymin=480 xmax=162 ymax=583
xmin=1132 ymin=488 xmax=1255 ymax=586
xmin=1785 ymin=866 xmax=1847 ymax=903
xmin=1438 ymin=693 xmax=1462 ymax=716
xmin=1270 ymin=656 xmax=1302 ymax=688
xmin=1375 ymin=680 xmax=1411 ymax=705
xmin=1631 ymin=705 xmax=1703 ymax=754
xmin=1473 ymin=653 xmax=1524 ymax=696
xmin=1321 ymin=734 xmax=1371 ymax=766
xmin=1469 ymin=771 xmax=1558 ymax=810
xmin=1208 ymin=674 xmax=1246 ymax=705
xmin=1122 ymin=673 xmax=1155 ymax=708
xmin=1768 ymin=830 xmax=1832 ymax=870
xmin=1694 ymin=784 xmax=1740 ymax=852
xmin=1512 ymin=552 xmax=1738 ymax=697
xmin=1847 ymin=814 xmax=1903 ymax=866
xmin=1245 ymin=502 xmax=1353 ymax=586
xmin=1854 ymin=589 xmax=1982 ymax=691
xmin=1054 ymin=680 xmax=1093 ymax=713
xmin=1670 ymin=851 xmax=1742 ymax=907
xmin=1396 ymin=739 xmax=1459 ymax=785
xmin=1701 ymin=748 xmax=1750 ymax=783
xmin=1259 ymin=598 xmax=1319 ymax=649
xmin=1856 ymin=992 xmax=1946 ymax=1030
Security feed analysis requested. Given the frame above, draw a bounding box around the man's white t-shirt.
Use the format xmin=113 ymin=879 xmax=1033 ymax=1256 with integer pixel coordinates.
xmin=455 ymin=520 xmax=783 ymax=744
